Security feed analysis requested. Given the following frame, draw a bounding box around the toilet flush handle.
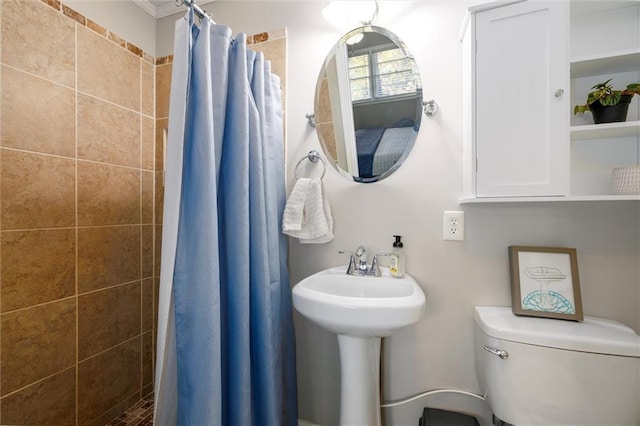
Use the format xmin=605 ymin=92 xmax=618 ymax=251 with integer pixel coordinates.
xmin=484 ymin=345 xmax=509 ymax=360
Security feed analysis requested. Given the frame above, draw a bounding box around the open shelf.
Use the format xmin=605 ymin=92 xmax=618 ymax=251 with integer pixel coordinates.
xmin=570 ymin=49 xmax=640 ymax=79
xmin=570 ymin=120 xmax=640 ymax=140
xmin=460 ymin=194 xmax=640 ymax=204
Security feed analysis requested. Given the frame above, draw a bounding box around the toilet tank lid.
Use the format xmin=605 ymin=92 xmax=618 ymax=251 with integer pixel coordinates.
xmin=473 ymin=306 xmax=640 ymax=357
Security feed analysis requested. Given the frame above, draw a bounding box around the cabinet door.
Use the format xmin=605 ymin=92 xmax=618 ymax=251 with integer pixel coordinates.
xmin=475 ymin=1 xmax=569 ymax=197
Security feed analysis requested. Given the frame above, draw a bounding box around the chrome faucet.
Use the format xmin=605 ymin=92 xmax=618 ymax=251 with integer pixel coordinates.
xmin=339 ymin=246 xmax=387 ymax=277
xmin=355 ymin=245 xmax=368 ymax=273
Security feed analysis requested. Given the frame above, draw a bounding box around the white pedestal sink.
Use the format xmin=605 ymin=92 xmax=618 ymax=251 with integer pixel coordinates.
xmin=292 ymin=266 xmax=426 ymax=426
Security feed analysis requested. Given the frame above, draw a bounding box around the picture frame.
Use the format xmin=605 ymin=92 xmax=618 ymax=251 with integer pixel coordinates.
xmin=508 ymin=246 xmax=583 ymax=321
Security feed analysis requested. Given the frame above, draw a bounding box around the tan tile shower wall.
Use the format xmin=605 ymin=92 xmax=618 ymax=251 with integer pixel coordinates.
xmin=0 ymin=0 xmax=156 ymax=425
xmin=0 ymin=2 xmax=289 ymax=421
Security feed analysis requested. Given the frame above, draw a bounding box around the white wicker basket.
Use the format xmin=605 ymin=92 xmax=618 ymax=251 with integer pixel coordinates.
xmin=610 ymin=166 xmax=640 ymax=195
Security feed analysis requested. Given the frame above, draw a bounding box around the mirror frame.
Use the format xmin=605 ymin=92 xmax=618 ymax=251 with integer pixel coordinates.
xmin=314 ymin=25 xmax=423 ymax=183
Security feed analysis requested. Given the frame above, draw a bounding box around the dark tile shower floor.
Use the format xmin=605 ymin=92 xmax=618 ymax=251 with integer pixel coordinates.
xmin=106 ymin=396 xmax=154 ymax=426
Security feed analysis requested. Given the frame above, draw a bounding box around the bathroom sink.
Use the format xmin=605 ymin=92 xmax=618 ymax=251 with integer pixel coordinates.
xmin=293 ymin=265 xmax=426 ymax=425
xmin=292 ymin=266 xmax=426 ymax=337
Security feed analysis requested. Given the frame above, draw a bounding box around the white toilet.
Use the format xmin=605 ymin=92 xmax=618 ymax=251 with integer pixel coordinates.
xmin=473 ymin=306 xmax=640 ymax=426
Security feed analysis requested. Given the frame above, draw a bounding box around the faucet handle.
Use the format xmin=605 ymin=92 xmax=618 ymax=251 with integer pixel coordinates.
xmin=338 ymin=250 xmax=357 ymax=275
xmin=369 ymin=253 xmax=389 ymax=277
xmin=354 ymin=245 xmax=368 ymax=272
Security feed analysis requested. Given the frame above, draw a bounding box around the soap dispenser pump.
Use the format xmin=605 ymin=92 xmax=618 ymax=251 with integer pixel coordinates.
xmin=389 ymin=235 xmax=405 ymax=278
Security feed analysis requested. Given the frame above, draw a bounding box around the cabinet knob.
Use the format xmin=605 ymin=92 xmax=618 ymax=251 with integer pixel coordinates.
xmin=554 ymin=89 xmax=564 ymax=97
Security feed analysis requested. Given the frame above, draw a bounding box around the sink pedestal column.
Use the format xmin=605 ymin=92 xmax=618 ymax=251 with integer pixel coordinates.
xmin=337 ymin=335 xmax=382 ymax=426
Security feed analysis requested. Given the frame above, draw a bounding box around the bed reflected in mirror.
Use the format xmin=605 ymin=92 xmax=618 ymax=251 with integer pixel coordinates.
xmin=314 ymin=25 xmax=422 ymax=183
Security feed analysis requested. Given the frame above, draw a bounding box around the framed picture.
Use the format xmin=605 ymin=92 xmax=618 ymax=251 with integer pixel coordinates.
xmin=509 ymin=246 xmax=583 ymax=321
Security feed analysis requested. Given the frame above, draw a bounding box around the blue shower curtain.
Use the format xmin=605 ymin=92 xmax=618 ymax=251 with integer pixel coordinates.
xmin=154 ymin=10 xmax=297 ymax=425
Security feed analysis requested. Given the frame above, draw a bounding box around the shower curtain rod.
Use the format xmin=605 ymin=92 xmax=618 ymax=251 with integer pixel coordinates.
xmin=178 ymin=0 xmax=209 ymax=21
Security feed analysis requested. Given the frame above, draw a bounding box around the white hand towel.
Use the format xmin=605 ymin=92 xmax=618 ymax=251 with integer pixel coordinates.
xmin=282 ymin=178 xmax=311 ymax=232
xmin=299 ymin=179 xmax=333 ymax=244
xmin=282 ymin=177 xmax=334 ymax=244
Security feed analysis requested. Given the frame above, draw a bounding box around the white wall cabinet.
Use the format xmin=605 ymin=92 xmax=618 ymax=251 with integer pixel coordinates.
xmin=461 ymin=0 xmax=640 ymax=203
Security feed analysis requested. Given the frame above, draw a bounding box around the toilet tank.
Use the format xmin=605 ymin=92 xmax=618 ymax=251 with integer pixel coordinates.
xmin=473 ymin=306 xmax=640 ymax=426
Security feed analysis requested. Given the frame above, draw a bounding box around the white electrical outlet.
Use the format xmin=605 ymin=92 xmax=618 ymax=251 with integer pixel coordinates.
xmin=443 ymin=211 xmax=464 ymax=241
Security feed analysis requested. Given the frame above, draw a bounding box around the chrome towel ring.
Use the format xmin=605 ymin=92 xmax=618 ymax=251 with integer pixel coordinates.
xmin=294 ymin=150 xmax=326 ymax=180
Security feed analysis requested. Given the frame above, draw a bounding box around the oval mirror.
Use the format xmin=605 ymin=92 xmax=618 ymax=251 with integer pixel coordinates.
xmin=314 ymin=26 xmax=422 ymax=183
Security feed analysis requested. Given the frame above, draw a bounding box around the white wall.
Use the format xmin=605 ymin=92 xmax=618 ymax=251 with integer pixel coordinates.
xmin=155 ymin=2 xmax=640 ymax=425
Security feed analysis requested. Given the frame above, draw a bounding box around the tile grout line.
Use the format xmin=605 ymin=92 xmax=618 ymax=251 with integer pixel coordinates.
xmin=1 ymin=223 xmax=152 ymax=233
xmin=152 ymin=54 xmax=158 ymax=411
xmin=0 ymin=63 xmax=155 ymax=121
xmin=74 ymin=18 xmax=80 ymax=426
xmin=79 ymin=326 xmax=142 ymax=365
xmin=139 ymin=57 xmax=144 ymax=399
xmin=0 ymin=365 xmax=77 ymax=402
xmin=0 ymin=0 xmax=4 ymax=413
xmin=0 ymin=1 xmax=3 ymax=412
xmin=0 ymin=146 xmax=152 ymax=172
xmin=0 ymin=279 xmax=144 ymax=317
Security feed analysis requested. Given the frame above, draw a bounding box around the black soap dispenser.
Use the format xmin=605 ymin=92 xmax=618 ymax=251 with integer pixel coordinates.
xmin=390 ymin=235 xmax=406 ymax=278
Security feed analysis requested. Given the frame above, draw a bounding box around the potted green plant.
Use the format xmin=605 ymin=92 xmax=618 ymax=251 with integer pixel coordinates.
xmin=574 ymin=79 xmax=640 ymax=124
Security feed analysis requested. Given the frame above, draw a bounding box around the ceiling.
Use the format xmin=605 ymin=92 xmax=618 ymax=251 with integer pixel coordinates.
xmin=136 ymin=0 xmax=640 ymax=21
xmin=133 ymin=0 xmax=215 ymax=19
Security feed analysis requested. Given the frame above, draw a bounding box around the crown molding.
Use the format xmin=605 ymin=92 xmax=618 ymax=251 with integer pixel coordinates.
xmin=131 ymin=0 xmax=157 ymax=17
